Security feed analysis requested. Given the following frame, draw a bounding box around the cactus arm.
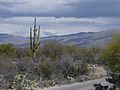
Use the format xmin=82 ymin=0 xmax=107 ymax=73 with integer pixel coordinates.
xmin=34 ymin=17 xmax=36 ymax=30
xmin=34 ymin=42 xmax=40 ymax=52
xmin=30 ymin=27 xmax=33 ymax=50
xmin=33 ymin=17 xmax=37 ymax=47
xmin=34 ymin=25 xmax=40 ymax=51
xmin=37 ymin=26 xmax=40 ymax=45
xmin=33 ymin=30 xmax=36 ymax=48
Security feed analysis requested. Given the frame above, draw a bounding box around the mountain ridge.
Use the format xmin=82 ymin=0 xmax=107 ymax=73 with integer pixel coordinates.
xmin=0 ymin=30 xmax=120 ymax=48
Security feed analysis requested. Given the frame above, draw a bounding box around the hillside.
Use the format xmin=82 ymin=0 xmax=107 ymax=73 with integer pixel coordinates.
xmin=0 ymin=30 xmax=120 ymax=47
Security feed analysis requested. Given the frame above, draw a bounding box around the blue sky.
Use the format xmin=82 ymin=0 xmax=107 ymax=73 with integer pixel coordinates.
xmin=0 ymin=0 xmax=120 ymax=37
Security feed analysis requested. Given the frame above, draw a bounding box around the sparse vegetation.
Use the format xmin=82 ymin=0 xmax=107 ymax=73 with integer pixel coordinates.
xmin=0 ymin=43 xmax=16 ymax=58
xmin=102 ymin=35 xmax=120 ymax=73
xmin=94 ymin=35 xmax=120 ymax=90
xmin=0 ymin=42 xmax=104 ymax=89
xmin=1 ymin=19 xmax=120 ymax=90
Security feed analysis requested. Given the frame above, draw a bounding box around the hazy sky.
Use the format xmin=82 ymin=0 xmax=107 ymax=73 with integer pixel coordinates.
xmin=0 ymin=0 xmax=120 ymax=37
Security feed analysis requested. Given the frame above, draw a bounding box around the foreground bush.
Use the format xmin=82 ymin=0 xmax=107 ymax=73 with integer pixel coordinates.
xmin=102 ymin=35 xmax=120 ymax=73
xmin=9 ymin=74 xmax=38 ymax=89
xmin=41 ymin=42 xmax=63 ymax=60
xmin=0 ymin=42 xmax=104 ymax=89
xmin=94 ymin=35 xmax=120 ymax=90
xmin=0 ymin=56 xmax=15 ymax=74
xmin=36 ymin=59 xmax=55 ymax=79
xmin=16 ymin=48 xmax=32 ymax=59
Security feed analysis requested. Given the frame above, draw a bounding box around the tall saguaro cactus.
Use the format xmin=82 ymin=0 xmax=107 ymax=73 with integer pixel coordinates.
xmin=30 ymin=18 xmax=40 ymax=60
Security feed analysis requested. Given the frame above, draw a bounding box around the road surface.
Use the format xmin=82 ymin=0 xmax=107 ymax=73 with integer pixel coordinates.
xmin=37 ymin=78 xmax=110 ymax=90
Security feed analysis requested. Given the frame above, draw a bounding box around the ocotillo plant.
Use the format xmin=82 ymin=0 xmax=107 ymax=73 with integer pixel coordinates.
xmin=30 ymin=18 xmax=40 ymax=60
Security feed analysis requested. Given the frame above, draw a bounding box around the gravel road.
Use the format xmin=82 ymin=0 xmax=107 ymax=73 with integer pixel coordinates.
xmin=37 ymin=78 xmax=110 ymax=90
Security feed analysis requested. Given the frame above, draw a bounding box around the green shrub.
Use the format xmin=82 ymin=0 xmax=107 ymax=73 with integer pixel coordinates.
xmin=62 ymin=60 xmax=88 ymax=78
xmin=41 ymin=42 xmax=63 ymax=60
xmin=0 ymin=44 xmax=16 ymax=58
xmin=63 ymin=45 xmax=87 ymax=61
xmin=94 ymin=35 xmax=120 ymax=90
xmin=16 ymin=48 xmax=32 ymax=59
xmin=102 ymin=35 xmax=120 ymax=73
xmin=36 ymin=59 xmax=55 ymax=79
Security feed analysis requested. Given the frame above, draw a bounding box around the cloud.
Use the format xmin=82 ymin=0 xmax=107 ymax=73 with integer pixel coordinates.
xmin=0 ymin=23 xmax=29 ymax=36
xmin=0 ymin=17 xmax=120 ymax=37
xmin=0 ymin=0 xmax=120 ymax=37
xmin=57 ymin=0 xmax=120 ymax=17
xmin=0 ymin=0 xmax=120 ymax=18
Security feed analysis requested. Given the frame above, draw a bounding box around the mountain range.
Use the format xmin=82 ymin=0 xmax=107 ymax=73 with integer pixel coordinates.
xmin=0 ymin=30 xmax=120 ymax=48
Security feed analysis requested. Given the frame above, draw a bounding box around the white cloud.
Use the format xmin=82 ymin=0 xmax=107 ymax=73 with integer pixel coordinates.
xmin=0 ymin=0 xmax=120 ymax=38
xmin=0 ymin=23 xmax=29 ymax=36
xmin=0 ymin=17 xmax=120 ymax=37
xmin=0 ymin=0 xmax=120 ymax=18
xmin=6 ymin=0 xmax=67 ymax=14
xmin=1 ymin=17 xmax=120 ymax=25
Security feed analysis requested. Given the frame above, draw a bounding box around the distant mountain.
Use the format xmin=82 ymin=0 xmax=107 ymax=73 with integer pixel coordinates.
xmin=0 ymin=30 xmax=120 ymax=48
xmin=0 ymin=33 xmax=28 ymax=45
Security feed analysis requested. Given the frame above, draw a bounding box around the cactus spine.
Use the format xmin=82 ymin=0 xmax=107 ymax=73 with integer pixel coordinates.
xmin=30 ymin=18 xmax=40 ymax=60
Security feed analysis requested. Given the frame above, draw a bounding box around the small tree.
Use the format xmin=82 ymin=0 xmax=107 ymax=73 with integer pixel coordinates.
xmin=30 ymin=18 xmax=40 ymax=60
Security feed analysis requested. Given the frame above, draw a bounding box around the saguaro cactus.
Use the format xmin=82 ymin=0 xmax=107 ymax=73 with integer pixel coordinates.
xmin=30 ymin=18 xmax=40 ymax=60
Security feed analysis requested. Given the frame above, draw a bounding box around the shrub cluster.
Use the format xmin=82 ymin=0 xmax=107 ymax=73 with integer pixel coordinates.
xmin=0 ymin=42 xmax=103 ymax=89
xmin=94 ymin=35 xmax=120 ymax=90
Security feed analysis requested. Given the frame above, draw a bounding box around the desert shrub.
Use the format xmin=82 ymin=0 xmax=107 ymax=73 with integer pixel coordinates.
xmin=62 ymin=45 xmax=77 ymax=56
xmin=102 ymin=35 xmax=120 ymax=73
xmin=9 ymin=74 xmax=38 ymax=89
xmin=16 ymin=48 xmax=32 ymax=59
xmin=62 ymin=45 xmax=102 ymax=64
xmin=15 ymin=58 xmax=40 ymax=80
xmin=15 ymin=59 xmax=32 ymax=73
xmin=94 ymin=35 xmax=120 ymax=90
xmin=0 ymin=44 xmax=16 ymax=58
xmin=56 ymin=54 xmax=88 ymax=78
xmin=0 ymin=43 xmax=103 ymax=89
xmin=40 ymin=42 xmax=101 ymax=63
xmin=63 ymin=45 xmax=87 ymax=61
xmin=35 ymin=53 xmax=88 ymax=81
xmin=83 ymin=48 xmax=103 ymax=64
xmin=0 ymin=56 xmax=16 ymax=89
xmin=55 ymin=54 xmax=74 ymax=78
xmin=0 ymin=56 xmax=15 ymax=74
xmin=36 ymin=59 xmax=56 ymax=79
xmin=41 ymin=42 xmax=63 ymax=60
xmin=63 ymin=61 xmax=88 ymax=78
